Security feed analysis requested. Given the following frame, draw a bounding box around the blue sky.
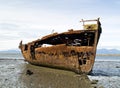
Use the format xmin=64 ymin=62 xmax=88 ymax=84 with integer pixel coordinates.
xmin=0 ymin=0 xmax=120 ymax=50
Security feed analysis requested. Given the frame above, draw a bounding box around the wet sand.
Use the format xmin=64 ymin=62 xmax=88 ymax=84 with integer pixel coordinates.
xmin=21 ymin=64 xmax=95 ymax=88
xmin=0 ymin=59 xmax=100 ymax=88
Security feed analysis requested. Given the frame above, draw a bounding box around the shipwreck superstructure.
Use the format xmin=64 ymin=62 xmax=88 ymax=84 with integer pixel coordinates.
xmin=19 ymin=18 xmax=102 ymax=74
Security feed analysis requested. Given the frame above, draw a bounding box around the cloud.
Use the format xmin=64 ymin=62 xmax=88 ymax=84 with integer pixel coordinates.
xmin=0 ymin=23 xmax=19 ymax=30
xmin=0 ymin=40 xmax=23 ymax=50
xmin=0 ymin=0 xmax=120 ymax=50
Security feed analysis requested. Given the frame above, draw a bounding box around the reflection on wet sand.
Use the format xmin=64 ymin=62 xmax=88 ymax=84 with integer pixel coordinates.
xmin=20 ymin=63 xmax=93 ymax=88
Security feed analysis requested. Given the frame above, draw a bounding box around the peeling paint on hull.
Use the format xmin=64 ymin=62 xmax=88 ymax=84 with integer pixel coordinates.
xmin=19 ymin=18 xmax=102 ymax=74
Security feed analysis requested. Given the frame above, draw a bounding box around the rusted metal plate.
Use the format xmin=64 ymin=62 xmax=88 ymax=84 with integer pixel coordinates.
xmin=19 ymin=18 xmax=102 ymax=74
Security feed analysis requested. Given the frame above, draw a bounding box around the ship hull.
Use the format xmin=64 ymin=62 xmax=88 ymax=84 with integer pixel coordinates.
xmin=21 ymin=44 xmax=95 ymax=74
xmin=19 ymin=18 xmax=102 ymax=74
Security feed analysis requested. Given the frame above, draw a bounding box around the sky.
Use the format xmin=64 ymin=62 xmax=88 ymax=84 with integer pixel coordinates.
xmin=0 ymin=0 xmax=120 ymax=50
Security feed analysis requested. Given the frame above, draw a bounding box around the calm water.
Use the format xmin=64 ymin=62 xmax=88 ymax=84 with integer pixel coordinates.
xmin=0 ymin=52 xmax=120 ymax=88
xmin=0 ymin=52 xmax=24 ymax=59
xmin=96 ymin=55 xmax=120 ymax=61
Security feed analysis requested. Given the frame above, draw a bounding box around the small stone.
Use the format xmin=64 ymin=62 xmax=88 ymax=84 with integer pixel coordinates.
xmin=26 ymin=69 xmax=33 ymax=75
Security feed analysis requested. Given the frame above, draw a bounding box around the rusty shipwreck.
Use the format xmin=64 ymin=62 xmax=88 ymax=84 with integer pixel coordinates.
xmin=19 ymin=18 xmax=102 ymax=74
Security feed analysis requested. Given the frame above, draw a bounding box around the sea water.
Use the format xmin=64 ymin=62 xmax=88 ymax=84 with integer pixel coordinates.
xmin=0 ymin=52 xmax=24 ymax=59
xmin=89 ymin=55 xmax=120 ymax=88
xmin=0 ymin=52 xmax=120 ymax=88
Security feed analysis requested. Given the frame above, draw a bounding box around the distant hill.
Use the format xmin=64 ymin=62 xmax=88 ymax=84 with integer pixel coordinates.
xmin=0 ymin=49 xmax=21 ymax=53
xmin=97 ymin=49 xmax=120 ymax=54
xmin=0 ymin=48 xmax=120 ymax=54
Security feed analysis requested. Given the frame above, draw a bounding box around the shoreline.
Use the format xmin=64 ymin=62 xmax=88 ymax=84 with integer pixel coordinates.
xmin=1 ymin=55 xmax=120 ymax=87
xmin=0 ymin=59 xmax=103 ymax=88
xmin=0 ymin=58 xmax=24 ymax=60
xmin=97 ymin=54 xmax=120 ymax=56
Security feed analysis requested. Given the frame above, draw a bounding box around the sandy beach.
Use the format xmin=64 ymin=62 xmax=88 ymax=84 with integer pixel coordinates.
xmin=1 ymin=52 xmax=120 ymax=88
xmin=0 ymin=59 xmax=100 ymax=88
